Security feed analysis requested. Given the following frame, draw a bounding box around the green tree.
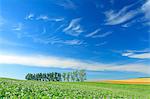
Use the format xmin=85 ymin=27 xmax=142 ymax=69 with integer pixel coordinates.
xmin=79 ymin=70 xmax=86 ymax=82
xmin=62 ymin=72 xmax=66 ymax=82
xmin=70 ymin=72 xmax=75 ymax=82
xmin=73 ymin=70 xmax=79 ymax=82
xmin=66 ymin=72 xmax=70 ymax=82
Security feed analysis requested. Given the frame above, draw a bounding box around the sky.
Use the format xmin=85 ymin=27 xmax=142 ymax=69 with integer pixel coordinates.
xmin=0 ymin=0 xmax=150 ymax=80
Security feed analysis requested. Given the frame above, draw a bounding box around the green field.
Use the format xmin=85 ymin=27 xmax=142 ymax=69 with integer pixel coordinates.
xmin=0 ymin=78 xmax=150 ymax=99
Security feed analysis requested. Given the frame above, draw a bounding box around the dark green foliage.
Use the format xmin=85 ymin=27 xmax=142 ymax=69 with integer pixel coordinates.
xmin=25 ymin=70 xmax=86 ymax=82
xmin=25 ymin=72 xmax=62 ymax=82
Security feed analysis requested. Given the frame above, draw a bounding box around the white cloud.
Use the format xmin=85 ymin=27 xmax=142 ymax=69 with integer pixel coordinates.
xmin=123 ymin=52 xmax=150 ymax=59
xmin=104 ymin=5 xmax=138 ymax=25
xmin=36 ymin=15 xmax=49 ymax=20
xmin=95 ymin=41 xmax=107 ymax=46
xmin=51 ymin=39 xmax=84 ymax=46
xmin=85 ymin=29 xmax=111 ymax=38
xmin=63 ymin=39 xmax=84 ymax=45
xmin=129 ymin=53 xmax=150 ymax=59
xmin=36 ymin=15 xmax=64 ymax=22
xmin=122 ymin=49 xmax=150 ymax=59
xmin=12 ymin=23 xmax=23 ymax=31
xmin=51 ymin=18 xmax=64 ymax=22
xmin=25 ymin=13 xmax=34 ymax=20
xmin=32 ymin=35 xmax=84 ymax=46
xmin=85 ymin=28 xmax=101 ymax=37
xmin=56 ymin=0 xmax=77 ymax=9
xmin=142 ymin=0 xmax=150 ymax=19
xmin=54 ymin=24 xmax=66 ymax=33
xmin=25 ymin=14 xmax=64 ymax=22
xmin=0 ymin=54 xmax=149 ymax=74
xmin=63 ymin=18 xmax=83 ymax=36
xmin=92 ymin=32 xmax=112 ymax=38
xmin=142 ymin=0 xmax=150 ymax=24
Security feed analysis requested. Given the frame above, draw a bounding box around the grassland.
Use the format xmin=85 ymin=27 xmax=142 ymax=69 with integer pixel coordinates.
xmin=0 ymin=78 xmax=150 ymax=98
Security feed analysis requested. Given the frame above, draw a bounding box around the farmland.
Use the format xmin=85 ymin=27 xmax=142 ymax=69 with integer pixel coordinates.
xmin=0 ymin=78 xmax=150 ymax=98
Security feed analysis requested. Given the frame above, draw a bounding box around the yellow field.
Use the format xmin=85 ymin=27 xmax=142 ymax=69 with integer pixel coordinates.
xmin=103 ymin=78 xmax=150 ymax=84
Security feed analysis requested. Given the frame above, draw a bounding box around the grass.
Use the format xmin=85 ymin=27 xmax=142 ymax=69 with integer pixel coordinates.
xmin=0 ymin=78 xmax=150 ymax=98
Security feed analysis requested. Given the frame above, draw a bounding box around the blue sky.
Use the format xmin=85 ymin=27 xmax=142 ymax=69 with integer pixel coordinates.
xmin=0 ymin=0 xmax=150 ymax=80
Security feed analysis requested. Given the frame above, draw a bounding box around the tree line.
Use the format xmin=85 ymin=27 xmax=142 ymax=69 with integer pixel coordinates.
xmin=25 ymin=70 xmax=86 ymax=82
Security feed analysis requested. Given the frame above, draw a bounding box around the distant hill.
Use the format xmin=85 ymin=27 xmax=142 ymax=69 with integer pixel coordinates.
xmin=0 ymin=77 xmax=20 ymax=81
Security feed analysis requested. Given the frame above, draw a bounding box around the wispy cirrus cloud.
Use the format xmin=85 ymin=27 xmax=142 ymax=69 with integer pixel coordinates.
xmin=50 ymin=39 xmax=84 ymax=46
xmin=31 ymin=35 xmax=84 ymax=46
xmin=85 ymin=28 xmax=101 ymax=37
xmin=104 ymin=5 xmax=139 ymax=25
xmin=63 ymin=18 xmax=83 ymax=36
xmin=55 ymin=0 xmax=77 ymax=9
xmin=0 ymin=54 xmax=149 ymax=74
xmin=122 ymin=49 xmax=150 ymax=59
xmin=36 ymin=15 xmax=64 ymax=22
xmin=12 ymin=23 xmax=23 ymax=31
xmin=36 ymin=15 xmax=49 ymax=20
xmin=95 ymin=41 xmax=107 ymax=46
xmin=92 ymin=32 xmax=112 ymax=38
xmin=25 ymin=14 xmax=64 ymax=22
xmin=25 ymin=13 xmax=34 ymax=20
xmin=142 ymin=0 xmax=150 ymax=25
xmin=63 ymin=39 xmax=84 ymax=45
xmin=85 ymin=28 xmax=112 ymax=38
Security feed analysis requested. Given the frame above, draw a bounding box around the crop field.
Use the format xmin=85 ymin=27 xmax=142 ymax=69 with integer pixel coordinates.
xmin=0 ymin=78 xmax=150 ymax=99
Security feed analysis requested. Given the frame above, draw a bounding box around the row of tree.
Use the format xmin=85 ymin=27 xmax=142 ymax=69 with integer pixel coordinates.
xmin=25 ymin=70 xmax=86 ymax=82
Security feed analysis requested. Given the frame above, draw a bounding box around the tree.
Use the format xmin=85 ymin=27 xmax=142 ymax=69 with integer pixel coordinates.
xmin=25 ymin=73 xmax=30 ymax=80
xmin=73 ymin=70 xmax=79 ymax=82
xmin=25 ymin=70 xmax=86 ymax=82
xmin=79 ymin=70 xmax=86 ymax=82
xmin=35 ymin=73 xmax=40 ymax=81
xmin=47 ymin=73 xmax=51 ymax=81
xmin=58 ymin=73 xmax=62 ymax=82
xmin=70 ymin=72 xmax=75 ymax=82
xmin=54 ymin=72 xmax=57 ymax=81
xmin=39 ymin=73 xmax=43 ymax=81
xmin=62 ymin=72 xmax=66 ymax=82
xmin=66 ymin=72 xmax=70 ymax=82
xmin=25 ymin=73 xmax=34 ymax=80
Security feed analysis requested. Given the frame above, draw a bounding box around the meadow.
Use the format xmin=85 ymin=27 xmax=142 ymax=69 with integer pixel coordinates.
xmin=0 ymin=78 xmax=150 ymax=99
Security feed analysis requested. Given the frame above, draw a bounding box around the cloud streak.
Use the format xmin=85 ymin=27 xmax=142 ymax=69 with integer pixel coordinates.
xmin=25 ymin=14 xmax=64 ymax=22
xmin=85 ymin=29 xmax=112 ymax=38
xmin=142 ymin=0 xmax=150 ymax=25
xmin=55 ymin=0 xmax=77 ymax=9
xmin=92 ymin=32 xmax=112 ymax=38
xmin=32 ymin=36 xmax=84 ymax=46
xmin=25 ymin=13 xmax=34 ymax=20
xmin=36 ymin=15 xmax=64 ymax=22
xmin=104 ymin=5 xmax=139 ymax=25
xmin=0 ymin=54 xmax=149 ymax=74
xmin=122 ymin=49 xmax=150 ymax=59
xmin=85 ymin=28 xmax=101 ymax=37
xmin=12 ymin=23 xmax=23 ymax=31
xmin=63 ymin=18 xmax=83 ymax=36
